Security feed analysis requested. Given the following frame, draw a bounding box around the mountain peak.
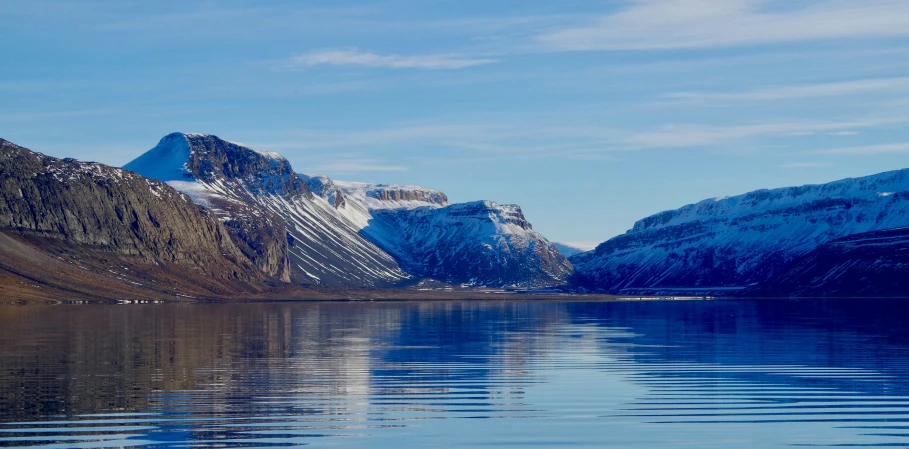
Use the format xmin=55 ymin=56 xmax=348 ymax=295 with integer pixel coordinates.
xmin=126 ymin=133 xmax=307 ymax=200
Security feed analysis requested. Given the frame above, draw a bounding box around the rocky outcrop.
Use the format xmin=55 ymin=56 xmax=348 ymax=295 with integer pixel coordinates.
xmin=0 ymin=138 xmax=271 ymax=291
xmin=745 ymin=227 xmax=909 ymax=297
xmin=369 ymin=187 xmax=448 ymax=205
xmin=573 ymin=169 xmax=909 ymax=294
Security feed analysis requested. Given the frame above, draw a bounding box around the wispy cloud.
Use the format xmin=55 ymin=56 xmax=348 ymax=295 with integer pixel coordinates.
xmin=779 ymin=162 xmax=835 ymax=169
xmin=539 ymin=0 xmax=909 ymax=51
xmin=815 ymin=143 xmax=909 ymax=155
xmin=623 ymin=116 xmax=909 ymax=149
xmin=309 ymin=158 xmax=407 ymax=174
xmin=253 ymin=115 xmax=908 ymax=166
xmin=284 ymin=49 xmax=498 ymax=70
xmin=253 ymin=123 xmax=625 ymax=163
xmin=666 ymin=77 xmax=909 ymax=102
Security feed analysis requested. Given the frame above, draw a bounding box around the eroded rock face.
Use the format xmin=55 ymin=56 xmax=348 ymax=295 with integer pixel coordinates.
xmin=0 ymin=138 xmax=266 ymax=284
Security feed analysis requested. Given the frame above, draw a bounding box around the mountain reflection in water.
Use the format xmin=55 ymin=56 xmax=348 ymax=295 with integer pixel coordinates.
xmin=2 ymin=299 xmax=909 ymax=448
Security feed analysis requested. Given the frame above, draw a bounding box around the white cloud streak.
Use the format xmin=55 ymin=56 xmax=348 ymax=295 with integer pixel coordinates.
xmin=539 ymin=0 xmax=909 ymax=51
xmin=815 ymin=143 xmax=909 ymax=155
xmin=309 ymin=158 xmax=407 ymax=173
xmin=285 ymin=49 xmax=498 ymax=70
xmin=623 ymin=117 xmax=909 ymax=149
xmin=666 ymin=77 xmax=909 ymax=102
xmin=779 ymin=162 xmax=835 ymax=168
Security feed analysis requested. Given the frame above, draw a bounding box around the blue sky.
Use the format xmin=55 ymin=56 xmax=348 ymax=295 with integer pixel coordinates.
xmin=3 ymin=0 xmax=909 ymax=248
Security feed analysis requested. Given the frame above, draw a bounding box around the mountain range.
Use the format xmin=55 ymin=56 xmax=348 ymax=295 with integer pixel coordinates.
xmin=124 ymin=133 xmax=573 ymax=289
xmin=2 ymin=132 xmax=908 ymax=300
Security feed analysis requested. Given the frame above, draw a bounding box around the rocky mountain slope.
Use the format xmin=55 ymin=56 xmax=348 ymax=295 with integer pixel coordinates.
xmin=126 ymin=133 xmax=572 ymax=288
xmin=0 ymin=138 xmax=276 ymax=299
xmin=305 ymin=177 xmax=574 ymax=287
xmin=125 ymin=133 xmax=408 ymax=287
xmin=572 ymin=170 xmax=909 ymax=294
xmin=744 ymin=227 xmax=909 ymax=298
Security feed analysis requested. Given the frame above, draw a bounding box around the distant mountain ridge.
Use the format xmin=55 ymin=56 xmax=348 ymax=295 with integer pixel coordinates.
xmin=572 ymin=169 xmax=909 ymax=294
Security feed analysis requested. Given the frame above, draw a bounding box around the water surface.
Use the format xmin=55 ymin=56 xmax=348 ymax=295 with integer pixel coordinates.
xmin=2 ymin=299 xmax=909 ymax=448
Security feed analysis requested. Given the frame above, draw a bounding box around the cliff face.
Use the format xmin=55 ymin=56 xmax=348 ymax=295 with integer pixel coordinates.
xmin=0 ymin=138 xmax=272 ymax=295
xmin=572 ymin=170 xmax=909 ymax=294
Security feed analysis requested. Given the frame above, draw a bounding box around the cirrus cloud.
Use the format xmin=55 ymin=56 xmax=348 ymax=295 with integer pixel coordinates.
xmin=284 ymin=49 xmax=498 ymax=70
xmin=539 ymin=0 xmax=909 ymax=51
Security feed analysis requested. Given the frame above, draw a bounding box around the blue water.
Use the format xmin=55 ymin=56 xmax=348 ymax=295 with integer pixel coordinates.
xmin=2 ymin=299 xmax=909 ymax=448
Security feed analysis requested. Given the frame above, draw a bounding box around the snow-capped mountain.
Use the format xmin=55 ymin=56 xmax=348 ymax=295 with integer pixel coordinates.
xmin=306 ymin=175 xmax=574 ymax=287
xmin=126 ymin=133 xmax=572 ymax=288
xmin=125 ymin=133 xmax=409 ymax=287
xmin=572 ymin=169 xmax=909 ymax=294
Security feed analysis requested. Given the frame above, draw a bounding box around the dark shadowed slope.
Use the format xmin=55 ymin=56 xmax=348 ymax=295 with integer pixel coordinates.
xmin=745 ymin=227 xmax=909 ymax=297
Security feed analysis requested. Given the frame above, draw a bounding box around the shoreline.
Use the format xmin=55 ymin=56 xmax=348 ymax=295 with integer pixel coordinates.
xmin=0 ymin=281 xmax=720 ymax=305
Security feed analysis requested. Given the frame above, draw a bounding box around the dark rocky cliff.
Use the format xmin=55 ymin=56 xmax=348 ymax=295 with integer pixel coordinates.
xmin=0 ymin=138 xmax=270 ymax=290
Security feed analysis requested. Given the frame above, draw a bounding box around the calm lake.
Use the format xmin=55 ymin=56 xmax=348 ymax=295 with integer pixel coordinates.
xmin=2 ymin=299 xmax=909 ymax=448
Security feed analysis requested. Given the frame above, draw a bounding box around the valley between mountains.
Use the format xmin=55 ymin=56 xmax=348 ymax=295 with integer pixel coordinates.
xmin=2 ymin=132 xmax=908 ymax=301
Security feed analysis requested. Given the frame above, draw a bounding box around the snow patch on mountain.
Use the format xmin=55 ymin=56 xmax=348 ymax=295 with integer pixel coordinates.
xmin=123 ymin=132 xmax=193 ymax=183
